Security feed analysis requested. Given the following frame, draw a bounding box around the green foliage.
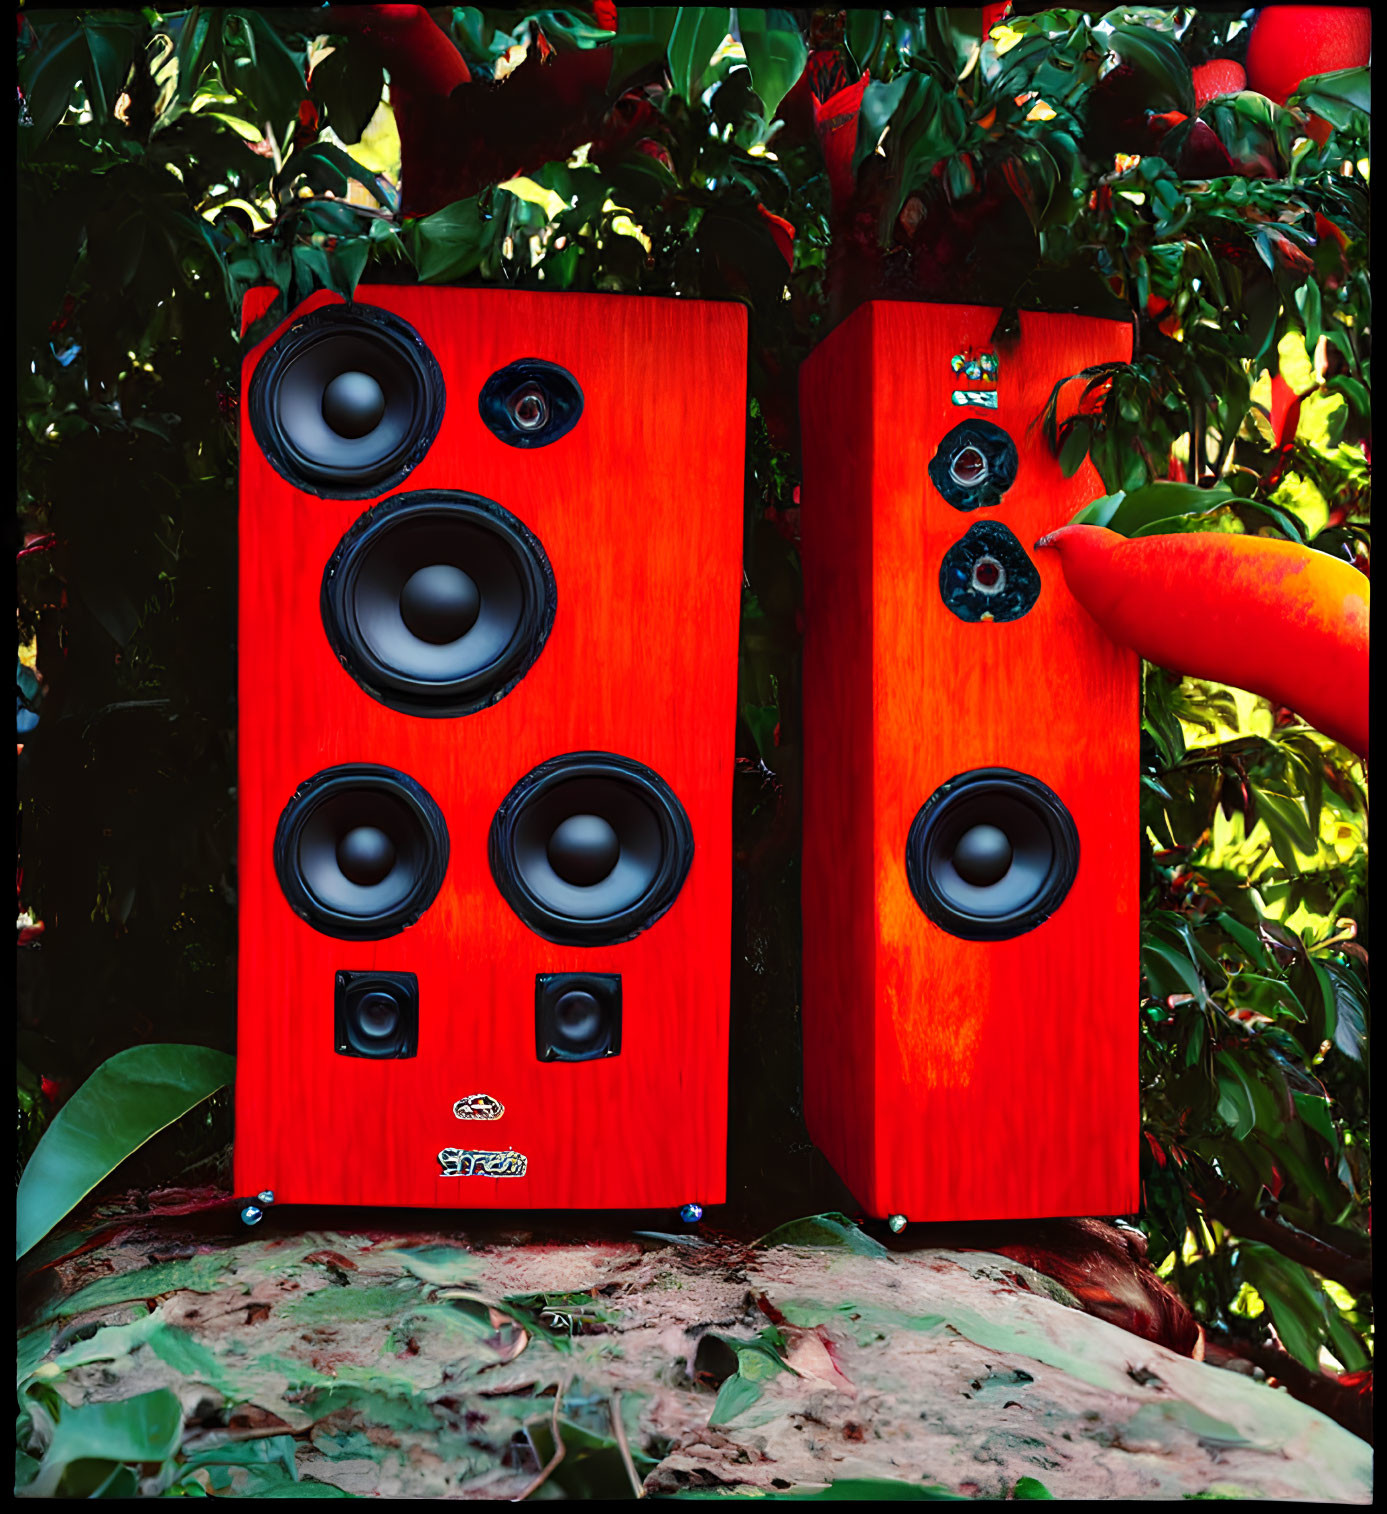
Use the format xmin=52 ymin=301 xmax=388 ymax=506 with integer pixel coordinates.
xmin=15 ymin=0 xmax=1371 ymax=1411
xmin=16 ymin=1044 xmax=235 ymax=1259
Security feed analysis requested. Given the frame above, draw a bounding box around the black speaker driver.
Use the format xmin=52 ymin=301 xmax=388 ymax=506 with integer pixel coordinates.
xmin=274 ymin=764 xmax=449 ymax=940
xmin=322 ymin=490 xmax=556 ymax=718
xmin=535 ymin=972 xmax=622 ymax=1062
xmin=335 ymin=970 xmax=419 ymax=1058
xmin=479 ymin=359 xmax=584 ymax=448
xmin=905 ymin=768 xmax=1079 ymax=941
xmin=248 ymin=303 xmax=445 ymax=498
xmin=489 ymin=753 xmax=694 ymax=945
xmin=927 ymin=419 xmax=1018 ymax=511
xmin=939 ymin=520 xmax=1042 ymax=623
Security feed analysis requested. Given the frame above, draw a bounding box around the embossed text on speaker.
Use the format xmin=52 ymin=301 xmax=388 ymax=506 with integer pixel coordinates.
xmin=248 ymin=303 xmax=445 ymax=498
xmin=321 ymin=490 xmax=556 ymax=717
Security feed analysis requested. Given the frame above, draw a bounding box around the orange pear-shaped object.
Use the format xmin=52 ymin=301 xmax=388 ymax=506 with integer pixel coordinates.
xmin=1036 ymin=526 xmax=1369 ymax=757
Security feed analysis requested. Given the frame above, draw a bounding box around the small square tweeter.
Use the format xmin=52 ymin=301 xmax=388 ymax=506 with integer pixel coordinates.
xmin=535 ymin=973 xmax=621 ymax=1062
xmin=335 ymin=970 xmax=419 ymax=1059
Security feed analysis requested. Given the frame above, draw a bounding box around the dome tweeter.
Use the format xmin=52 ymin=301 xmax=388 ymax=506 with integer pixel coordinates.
xmin=321 ymin=490 xmax=556 ymax=718
xmin=479 ymin=359 xmax=584 ymax=448
xmin=906 ymin=768 xmax=1078 ymax=940
xmin=274 ymin=765 xmax=450 ymax=940
xmin=927 ymin=420 xmax=1019 ymax=511
xmin=248 ymin=304 xmax=445 ymax=498
xmin=489 ymin=753 xmax=694 ymax=946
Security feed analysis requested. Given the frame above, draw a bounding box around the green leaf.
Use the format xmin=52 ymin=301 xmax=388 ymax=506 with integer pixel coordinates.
xmin=172 ymin=7 xmax=215 ymax=106
xmin=1233 ymin=1241 xmax=1334 ymax=1372
xmin=1013 ymin=1477 xmax=1055 ymax=1500
xmin=20 ymin=28 xmax=88 ymax=142
xmin=1321 ymin=962 xmax=1367 ymax=1062
xmin=667 ymin=7 xmax=731 ymax=103
xmin=16 ymin=1044 xmax=234 ymax=1260
xmin=275 ymin=142 xmax=383 ymax=203
xmin=610 ymin=7 xmax=679 ymax=89
xmin=844 ymin=12 xmax=883 ymax=76
xmin=708 ymin=1370 xmax=765 ymax=1426
xmin=1056 ymin=419 xmax=1092 ymax=478
xmin=310 ymin=45 xmax=385 ymax=145
xmin=82 ymin=21 xmax=136 ymax=125
xmin=1290 ymin=67 xmax=1371 ymax=127
xmin=1252 ymin=787 xmax=1318 ymax=861
xmin=737 ymin=10 xmax=808 ymax=119
xmin=1073 ymin=481 xmax=1239 ymax=536
xmin=1106 ymin=22 xmax=1195 ymax=115
xmin=225 ymin=9 xmax=309 ymax=138
xmin=754 ymin=1212 xmax=889 ymax=1256
xmin=407 ymin=198 xmax=487 ymax=282
xmin=23 ymin=1388 xmax=182 ymax=1498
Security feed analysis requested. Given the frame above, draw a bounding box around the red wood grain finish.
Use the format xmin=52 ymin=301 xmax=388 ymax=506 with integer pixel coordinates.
xmin=234 ymin=287 xmax=745 ymax=1209
xmin=800 ymin=302 xmax=1140 ymax=1223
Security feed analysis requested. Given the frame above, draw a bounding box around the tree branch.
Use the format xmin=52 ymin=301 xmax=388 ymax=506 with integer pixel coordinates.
xmin=1195 ymin=1178 xmax=1372 ymax=1294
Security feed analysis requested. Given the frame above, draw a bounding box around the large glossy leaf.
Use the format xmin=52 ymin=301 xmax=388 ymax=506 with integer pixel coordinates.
xmin=667 ymin=7 xmax=731 ymax=103
xmin=754 ymin=1212 xmax=889 ymax=1256
xmin=738 ymin=9 xmax=808 ymax=118
xmin=310 ymin=44 xmax=385 ymax=145
xmin=407 ymin=198 xmax=489 ymax=282
xmin=610 ymin=7 xmax=679 ymax=89
xmin=23 ymin=1388 xmax=183 ymax=1498
xmin=19 ymin=27 xmax=88 ymax=142
xmin=1291 ymin=67 xmax=1371 ymax=128
xmin=16 ymin=1044 xmax=234 ymax=1260
xmin=1071 ymin=481 xmax=1238 ymax=533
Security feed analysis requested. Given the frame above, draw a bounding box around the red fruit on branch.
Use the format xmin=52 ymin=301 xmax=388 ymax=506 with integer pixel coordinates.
xmin=1244 ymin=5 xmax=1371 ymax=105
xmin=329 ymin=5 xmax=649 ymax=217
xmin=1035 ymin=525 xmax=1370 ymax=757
xmin=1192 ymin=59 xmax=1247 ymax=110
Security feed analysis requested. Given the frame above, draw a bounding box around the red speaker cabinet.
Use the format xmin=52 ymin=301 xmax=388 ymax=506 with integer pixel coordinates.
xmin=234 ymin=286 xmax=745 ymax=1211
xmin=799 ymin=302 xmax=1140 ymax=1224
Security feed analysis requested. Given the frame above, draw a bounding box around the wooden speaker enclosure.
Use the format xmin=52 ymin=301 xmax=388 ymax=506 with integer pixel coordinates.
xmin=799 ymin=301 xmax=1140 ymax=1223
xmin=235 ymin=286 xmax=745 ymax=1210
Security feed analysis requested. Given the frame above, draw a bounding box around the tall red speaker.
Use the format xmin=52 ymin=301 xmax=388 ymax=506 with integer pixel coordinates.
xmin=799 ymin=302 xmax=1140 ymax=1224
xmin=234 ymin=286 xmax=745 ymax=1211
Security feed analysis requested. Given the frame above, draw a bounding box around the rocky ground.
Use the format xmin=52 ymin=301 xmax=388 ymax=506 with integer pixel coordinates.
xmin=16 ymin=1195 xmax=1373 ymax=1500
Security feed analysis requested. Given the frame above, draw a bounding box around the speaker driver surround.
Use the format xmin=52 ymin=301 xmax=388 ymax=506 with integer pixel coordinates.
xmin=906 ymin=768 xmax=1079 ymax=940
xmin=322 ymin=490 xmax=556 ymax=718
xmin=275 ymin=764 xmax=449 ymax=939
xmin=490 ymin=753 xmax=694 ymax=945
xmin=248 ymin=304 xmax=444 ymax=498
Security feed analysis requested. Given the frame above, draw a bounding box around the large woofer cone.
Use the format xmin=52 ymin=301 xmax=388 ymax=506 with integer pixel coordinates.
xmin=248 ymin=304 xmax=444 ymax=498
xmin=906 ymin=768 xmax=1078 ymax=940
xmin=489 ymin=753 xmax=694 ymax=945
xmin=322 ymin=490 xmax=556 ymax=718
xmin=274 ymin=764 xmax=449 ymax=940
